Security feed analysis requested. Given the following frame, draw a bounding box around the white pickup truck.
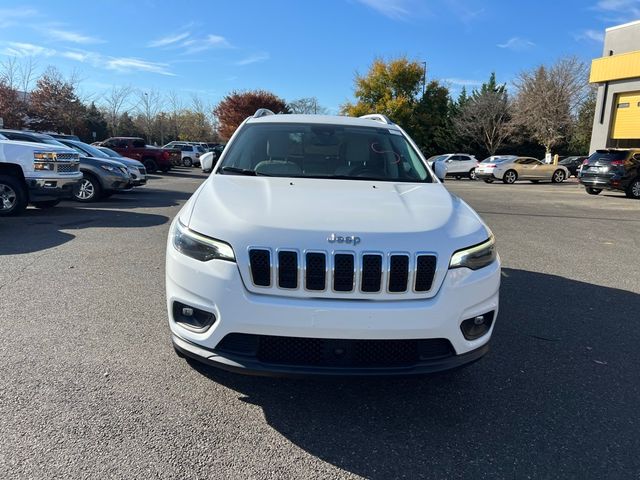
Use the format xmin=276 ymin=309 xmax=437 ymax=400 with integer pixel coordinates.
xmin=0 ymin=133 xmax=82 ymax=216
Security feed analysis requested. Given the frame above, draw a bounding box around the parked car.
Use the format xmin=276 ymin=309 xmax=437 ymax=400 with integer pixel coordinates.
xmin=51 ymin=139 xmax=147 ymax=187
xmin=0 ymin=130 xmax=132 ymax=202
xmin=96 ymin=146 xmax=148 ymax=186
xmin=559 ymin=156 xmax=587 ymax=177
xmin=579 ymin=149 xmax=640 ymax=198
xmin=0 ymin=133 xmax=82 ymax=216
xmin=489 ymin=157 xmax=569 ymax=184
xmin=168 ymin=143 xmax=205 ymax=168
xmin=428 ymin=153 xmax=478 ymax=180
xmin=99 ymin=137 xmax=177 ymax=173
xmin=167 ymin=110 xmax=500 ymax=376
xmin=475 ymin=155 xmax=517 ymax=183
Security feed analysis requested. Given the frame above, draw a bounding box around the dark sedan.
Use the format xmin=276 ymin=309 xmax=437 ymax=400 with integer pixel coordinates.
xmin=559 ymin=156 xmax=587 ymax=177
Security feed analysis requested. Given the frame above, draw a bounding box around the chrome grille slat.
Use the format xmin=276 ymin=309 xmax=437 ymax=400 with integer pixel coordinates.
xmin=248 ymin=248 xmax=437 ymax=296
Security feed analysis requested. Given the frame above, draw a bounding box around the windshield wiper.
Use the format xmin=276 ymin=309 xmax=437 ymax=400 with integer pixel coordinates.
xmin=219 ymin=166 xmax=263 ymax=176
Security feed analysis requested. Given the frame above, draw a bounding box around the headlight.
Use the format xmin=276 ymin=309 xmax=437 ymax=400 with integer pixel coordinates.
xmin=33 ymin=151 xmax=58 ymax=161
xmin=173 ymin=220 xmax=235 ymax=262
xmin=34 ymin=162 xmax=55 ymax=171
xmin=100 ymin=165 xmax=119 ymax=173
xmin=449 ymin=235 xmax=496 ymax=270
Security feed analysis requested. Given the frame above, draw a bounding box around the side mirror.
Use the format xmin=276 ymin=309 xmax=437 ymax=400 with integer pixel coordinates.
xmin=434 ymin=162 xmax=447 ymax=182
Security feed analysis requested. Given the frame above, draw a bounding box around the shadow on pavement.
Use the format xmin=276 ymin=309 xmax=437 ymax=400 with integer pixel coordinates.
xmin=79 ymin=188 xmax=194 ymax=210
xmin=186 ymin=268 xmax=640 ymax=478
xmin=0 ymin=207 xmax=168 ymax=255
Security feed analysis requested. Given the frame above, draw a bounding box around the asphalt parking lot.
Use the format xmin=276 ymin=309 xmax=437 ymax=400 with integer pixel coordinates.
xmin=1 ymin=171 xmax=639 ymax=479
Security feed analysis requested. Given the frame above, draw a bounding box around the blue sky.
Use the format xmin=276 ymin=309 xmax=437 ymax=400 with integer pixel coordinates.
xmin=0 ymin=0 xmax=638 ymax=112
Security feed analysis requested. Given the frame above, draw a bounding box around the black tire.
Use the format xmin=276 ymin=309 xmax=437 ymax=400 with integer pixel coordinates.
xmin=502 ymin=170 xmax=518 ymax=184
xmin=551 ymin=169 xmax=565 ymax=183
xmin=143 ymin=158 xmax=158 ymax=173
xmin=182 ymin=157 xmax=193 ymax=168
xmin=32 ymin=199 xmax=61 ymax=209
xmin=586 ymin=187 xmax=602 ymax=195
xmin=73 ymin=173 xmax=102 ymax=202
xmin=625 ymin=178 xmax=640 ymax=199
xmin=0 ymin=175 xmax=28 ymax=217
xmin=483 ymin=178 xmax=494 ymax=184
xmin=468 ymin=168 xmax=477 ymax=180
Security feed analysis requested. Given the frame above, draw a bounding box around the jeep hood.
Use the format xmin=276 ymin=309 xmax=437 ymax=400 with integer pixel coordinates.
xmin=186 ymin=176 xmax=488 ymax=249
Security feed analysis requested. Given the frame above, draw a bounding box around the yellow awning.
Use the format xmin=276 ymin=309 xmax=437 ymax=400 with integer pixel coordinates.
xmin=590 ymin=50 xmax=640 ymax=83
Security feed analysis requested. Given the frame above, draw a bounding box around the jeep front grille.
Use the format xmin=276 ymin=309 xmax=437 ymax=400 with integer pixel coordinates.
xmin=247 ymin=248 xmax=438 ymax=295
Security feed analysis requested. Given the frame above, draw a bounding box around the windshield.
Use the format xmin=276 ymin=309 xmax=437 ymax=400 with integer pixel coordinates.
xmin=218 ymin=123 xmax=431 ymax=182
xmin=587 ymin=150 xmax=628 ymax=163
xmin=40 ymin=137 xmax=66 ymax=147
xmin=98 ymin=147 xmax=120 ymax=158
xmin=71 ymin=141 xmax=110 ymax=158
xmin=482 ymin=156 xmax=514 ymax=163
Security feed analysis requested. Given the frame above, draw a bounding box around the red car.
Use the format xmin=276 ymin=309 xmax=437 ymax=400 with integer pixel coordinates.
xmin=98 ymin=137 xmax=179 ymax=173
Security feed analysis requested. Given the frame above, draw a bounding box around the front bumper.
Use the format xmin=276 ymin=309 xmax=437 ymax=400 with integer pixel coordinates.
xmin=26 ymin=174 xmax=82 ymax=201
xmin=172 ymin=333 xmax=490 ymax=377
xmin=101 ymin=171 xmax=132 ymax=191
xmin=166 ymin=241 xmax=501 ymax=376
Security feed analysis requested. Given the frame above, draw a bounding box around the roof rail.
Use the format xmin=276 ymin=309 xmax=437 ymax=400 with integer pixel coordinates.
xmin=359 ymin=114 xmax=393 ymax=125
xmin=253 ymin=108 xmax=275 ymax=118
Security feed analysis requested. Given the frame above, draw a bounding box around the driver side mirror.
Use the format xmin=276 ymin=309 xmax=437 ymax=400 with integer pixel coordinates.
xmin=434 ymin=162 xmax=447 ymax=182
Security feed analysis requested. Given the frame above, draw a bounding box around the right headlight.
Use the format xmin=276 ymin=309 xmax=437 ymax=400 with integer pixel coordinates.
xmin=172 ymin=220 xmax=235 ymax=262
xmin=449 ymin=235 xmax=496 ymax=270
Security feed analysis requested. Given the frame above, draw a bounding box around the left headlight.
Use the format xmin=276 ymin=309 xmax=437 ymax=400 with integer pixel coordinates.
xmin=449 ymin=235 xmax=496 ymax=270
xmin=172 ymin=220 xmax=235 ymax=262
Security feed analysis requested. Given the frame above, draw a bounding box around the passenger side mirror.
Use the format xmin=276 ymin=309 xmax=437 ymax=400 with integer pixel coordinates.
xmin=434 ymin=162 xmax=447 ymax=182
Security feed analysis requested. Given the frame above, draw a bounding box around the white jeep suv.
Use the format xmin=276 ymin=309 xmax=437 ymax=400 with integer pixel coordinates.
xmin=429 ymin=153 xmax=478 ymax=180
xmin=166 ymin=111 xmax=501 ymax=376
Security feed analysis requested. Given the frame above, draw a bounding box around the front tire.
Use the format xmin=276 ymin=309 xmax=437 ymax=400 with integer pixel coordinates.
xmin=586 ymin=187 xmax=602 ymax=195
xmin=143 ymin=158 xmax=158 ymax=173
xmin=625 ymin=178 xmax=640 ymax=199
xmin=0 ymin=175 xmax=27 ymax=217
xmin=182 ymin=157 xmax=193 ymax=168
xmin=551 ymin=169 xmax=565 ymax=183
xmin=73 ymin=174 xmax=102 ymax=202
xmin=503 ymin=170 xmax=518 ymax=184
xmin=468 ymin=168 xmax=477 ymax=180
xmin=32 ymin=199 xmax=61 ymax=209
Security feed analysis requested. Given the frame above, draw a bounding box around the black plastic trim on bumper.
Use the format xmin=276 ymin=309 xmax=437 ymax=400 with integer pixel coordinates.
xmin=172 ymin=334 xmax=490 ymax=377
xmin=27 ymin=177 xmax=81 ymax=200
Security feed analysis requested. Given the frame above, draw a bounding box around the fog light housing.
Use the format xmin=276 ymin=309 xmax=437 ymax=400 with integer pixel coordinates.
xmin=172 ymin=301 xmax=216 ymax=332
xmin=460 ymin=311 xmax=495 ymax=340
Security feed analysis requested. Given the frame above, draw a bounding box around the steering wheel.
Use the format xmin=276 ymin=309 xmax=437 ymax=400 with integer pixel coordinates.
xmin=348 ymin=165 xmax=380 ymax=177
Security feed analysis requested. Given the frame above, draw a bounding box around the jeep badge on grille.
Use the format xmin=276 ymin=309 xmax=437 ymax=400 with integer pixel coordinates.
xmin=327 ymin=233 xmax=361 ymax=246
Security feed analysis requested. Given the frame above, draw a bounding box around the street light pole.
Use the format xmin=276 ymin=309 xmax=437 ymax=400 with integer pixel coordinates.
xmin=422 ymin=61 xmax=427 ymax=96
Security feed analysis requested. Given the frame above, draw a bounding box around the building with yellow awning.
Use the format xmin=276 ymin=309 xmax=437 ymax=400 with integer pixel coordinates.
xmin=590 ymin=20 xmax=640 ymax=152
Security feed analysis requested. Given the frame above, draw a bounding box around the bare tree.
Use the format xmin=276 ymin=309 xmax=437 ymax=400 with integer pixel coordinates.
xmin=0 ymin=56 xmax=19 ymax=89
xmin=288 ymin=97 xmax=328 ymax=114
xmin=136 ymin=89 xmax=162 ymax=143
xmin=513 ymin=56 xmax=589 ymax=153
xmin=167 ymin=90 xmax=184 ymax=139
xmin=454 ymin=73 xmax=513 ymax=156
xmin=102 ymin=85 xmax=133 ymax=136
xmin=17 ymin=57 xmax=38 ymax=101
